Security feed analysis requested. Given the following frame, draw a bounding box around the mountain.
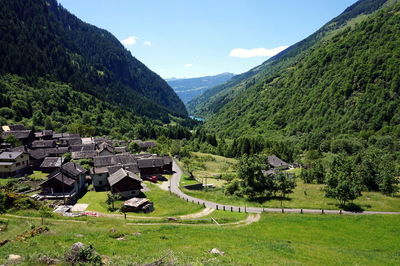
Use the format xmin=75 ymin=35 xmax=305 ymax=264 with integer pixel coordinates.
xmin=166 ymin=73 xmax=234 ymax=104
xmin=0 ymin=0 xmax=187 ymax=120
xmin=202 ymin=0 xmax=400 ymax=150
xmin=188 ymin=0 xmax=391 ymax=118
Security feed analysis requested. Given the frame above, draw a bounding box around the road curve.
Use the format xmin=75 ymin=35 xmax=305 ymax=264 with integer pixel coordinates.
xmin=171 ymin=160 xmax=400 ymax=215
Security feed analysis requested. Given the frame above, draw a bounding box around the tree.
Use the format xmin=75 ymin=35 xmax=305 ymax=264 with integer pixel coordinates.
xmin=106 ymin=192 xmax=121 ymax=211
xmin=182 ymin=158 xmax=202 ymax=179
xmin=274 ymin=171 xmax=296 ymax=207
xmin=4 ymin=134 xmax=22 ymax=148
xmin=325 ymin=155 xmax=363 ymax=207
xmin=236 ymin=154 xmax=273 ymax=200
xmin=378 ymin=160 xmax=399 ymax=195
xmin=127 ymin=142 xmax=140 ymax=153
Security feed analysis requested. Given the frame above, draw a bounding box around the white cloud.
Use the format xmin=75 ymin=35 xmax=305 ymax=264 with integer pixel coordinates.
xmin=121 ymin=36 xmax=138 ymax=46
xmin=144 ymin=41 xmax=152 ymax=46
xmin=230 ymin=45 xmax=289 ymax=58
xmin=184 ymin=64 xmax=193 ymax=68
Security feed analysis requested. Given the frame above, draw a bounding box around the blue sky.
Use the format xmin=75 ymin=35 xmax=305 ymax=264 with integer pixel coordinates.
xmin=58 ymin=0 xmax=357 ymax=79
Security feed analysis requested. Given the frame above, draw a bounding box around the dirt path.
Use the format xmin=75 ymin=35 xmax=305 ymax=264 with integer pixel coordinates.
xmin=178 ymin=208 xmax=214 ymax=219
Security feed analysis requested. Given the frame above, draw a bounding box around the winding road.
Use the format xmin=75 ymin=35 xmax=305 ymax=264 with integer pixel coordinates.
xmin=171 ymin=160 xmax=400 ymax=215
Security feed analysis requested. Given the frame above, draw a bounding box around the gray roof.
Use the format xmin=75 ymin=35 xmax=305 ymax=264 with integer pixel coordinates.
xmin=70 ymin=144 xmax=96 ymax=152
xmin=108 ymin=168 xmax=142 ymax=186
xmin=93 ymin=154 xmax=137 ymax=167
xmin=31 ymin=140 xmax=56 ymax=149
xmin=29 ymin=149 xmax=47 ymax=160
xmin=90 ymin=167 xmax=109 ymax=175
xmin=267 ymin=155 xmax=290 ymax=168
xmin=40 ymin=172 xmax=76 ymax=187
xmin=107 ymin=163 xmax=139 ymax=175
xmin=71 ymin=151 xmax=97 ymax=159
xmin=34 ymin=130 xmax=53 ymax=138
xmin=61 ymin=162 xmax=86 ymax=177
xmin=10 ymin=146 xmax=26 ymax=152
xmin=40 ymin=157 xmax=64 ymax=168
xmin=137 ymin=158 xmax=164 ymax=169
xmin=0 ymin=151 xmax=24 ymax=160
xmin=44 ymin=147 xmax=69 ymax=156
xmin=114 ymin=147 xmax=127 ymax=153
xmin=1 ymin=130 xmax=32 ymax=139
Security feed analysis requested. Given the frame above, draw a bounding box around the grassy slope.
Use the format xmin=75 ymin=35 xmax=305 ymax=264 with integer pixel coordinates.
xmin=78 ymin=183 xmax=203 ymax=217
xmin=183 ymin=180 xmax=400 ymax=212
xmin=0 ymin=214 xmax=399 ymax=265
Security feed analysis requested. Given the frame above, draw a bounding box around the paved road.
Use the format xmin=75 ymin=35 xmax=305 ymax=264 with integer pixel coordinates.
xmin=171 ymin=160 xmax=400 ymax=215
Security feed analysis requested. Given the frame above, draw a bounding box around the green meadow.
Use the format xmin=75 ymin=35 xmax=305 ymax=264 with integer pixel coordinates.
xmin=0 ymin=213 xmax=399 ymax=265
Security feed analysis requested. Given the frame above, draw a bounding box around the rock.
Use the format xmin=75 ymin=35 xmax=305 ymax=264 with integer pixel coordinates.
xmin=167 ymin=217 xmax=177 ymax=221
xmin=38 ymin=256 xmax=60 ymax=265
xmin=75 ymin=234 xmax=84 ymax=238
xmin=209 ymin=248 xmax=225 ymax=256
xmin=110 ymin=228 xmax=116 ymax=233
xmin=70 ymin=242 xmax=85 ymax=258
xmin=116 ymin=236 xmax=126 ymax=241
xmin=8 ymin=254 xmax=22 ymax=262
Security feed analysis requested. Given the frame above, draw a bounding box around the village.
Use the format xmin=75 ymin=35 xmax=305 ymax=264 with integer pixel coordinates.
xmin=0 ymin=124 xmax=174 ymax=214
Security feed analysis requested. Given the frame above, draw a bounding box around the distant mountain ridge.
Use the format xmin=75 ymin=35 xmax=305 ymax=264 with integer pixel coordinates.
xmin=166 ymin=73 xmax=234 ymax=105
xmin=0 ymin=0 xmax=186 ymax=119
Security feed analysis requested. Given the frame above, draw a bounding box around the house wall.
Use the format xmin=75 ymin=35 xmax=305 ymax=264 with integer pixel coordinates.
xmin=140 ymin=167 xmax=163 ymax=176
xmin=0 ymin=153 xmax=30 ymax=177
xmin=91 ymin=173 xmax=109 ymax=190
xmin=119 ymin=189 xmax=141 ymax=199
xmin=98 ymin=149 xmax=113 ymax=156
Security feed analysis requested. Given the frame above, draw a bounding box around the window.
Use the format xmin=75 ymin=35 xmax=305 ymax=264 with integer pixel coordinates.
xmin=99 ymin=181 xmax=103 ymax=185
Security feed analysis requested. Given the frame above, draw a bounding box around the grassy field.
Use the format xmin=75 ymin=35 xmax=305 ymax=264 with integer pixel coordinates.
xmin=0 ymin=213 xmax=399 ymax=265
xmin=183 ymin=180 xmax=400 ymax=212
xmin=186 ymin=152 xmax=238 ymax=187
xmin=182 ymin=153 xmax=400 ymax=212
xmin=78 ymin=182 xmax=203 ymax=217
xmin=27 ymin=171 xmax=48 ymax=181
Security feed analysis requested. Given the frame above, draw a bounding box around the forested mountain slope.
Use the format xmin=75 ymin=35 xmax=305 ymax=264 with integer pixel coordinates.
xmin=188 ymin=0 xmax=390 ymax=118
xmin=167 ymin=73 xmax=234 ymax=104
xmin=204 ymin=1 xmax=400 ymax=151
xmin=0 ymin=0 xmax=187 ymax=119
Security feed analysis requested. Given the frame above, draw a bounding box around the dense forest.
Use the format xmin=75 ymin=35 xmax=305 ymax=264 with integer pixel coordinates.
xmin=0 ymin=75 xmax=195 ymax=140
xmin=0 ymin=0 xmax=186 ymax=120
xmin=187 ymin=0 xmax=390 ymax=117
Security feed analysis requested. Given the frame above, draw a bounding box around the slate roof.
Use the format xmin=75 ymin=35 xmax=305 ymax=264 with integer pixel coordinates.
xmin=31 ymin=140 xmax=56 ymax=149
xmin=0 ymin=151 xmax=24 ymax=160
xmin=267 ymin=155 xmax=290 ymax=168
xmin=107 ymin=163 xmax=139 ymax=175
xmin=114 ymin=147 xmax=127 ymax=153
xmin=60 ymin=138 xmax=82 ymax=146
xmin=137 ymin=158 xmax=164 ymax=169
xmin=93 ymin=154 xmax=137 ymax=167
xmin=71 ymin=151 xmax=97 ymax=159
xmin=29 ymin=149 xmax=48 ymax=160
xmin=10 ymin=146 xmax=27 ymax=152
xmin=108 ymin=168 xmax=142 ymax=187
xmin=40 ymin=157 xmax=64 ymax=168
xmin=44 ymin=147 xmax=69 ymax=156
xmin=40 ymin=172 xmax=76 ymax=187
xmin=60 ymin=162 xmax=86 ymax=177
xmin=34 ymin=130 xmax=53 ymax=138
xmin=90 ymin=167 xmax=109 ymax=175
xmin=70 ymin=144 xmax=96 ymax=152
xmin=135 ymin=141 xmax=156 ymax=149
xmin=1 ymin=130 xmax=32 ymax=139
